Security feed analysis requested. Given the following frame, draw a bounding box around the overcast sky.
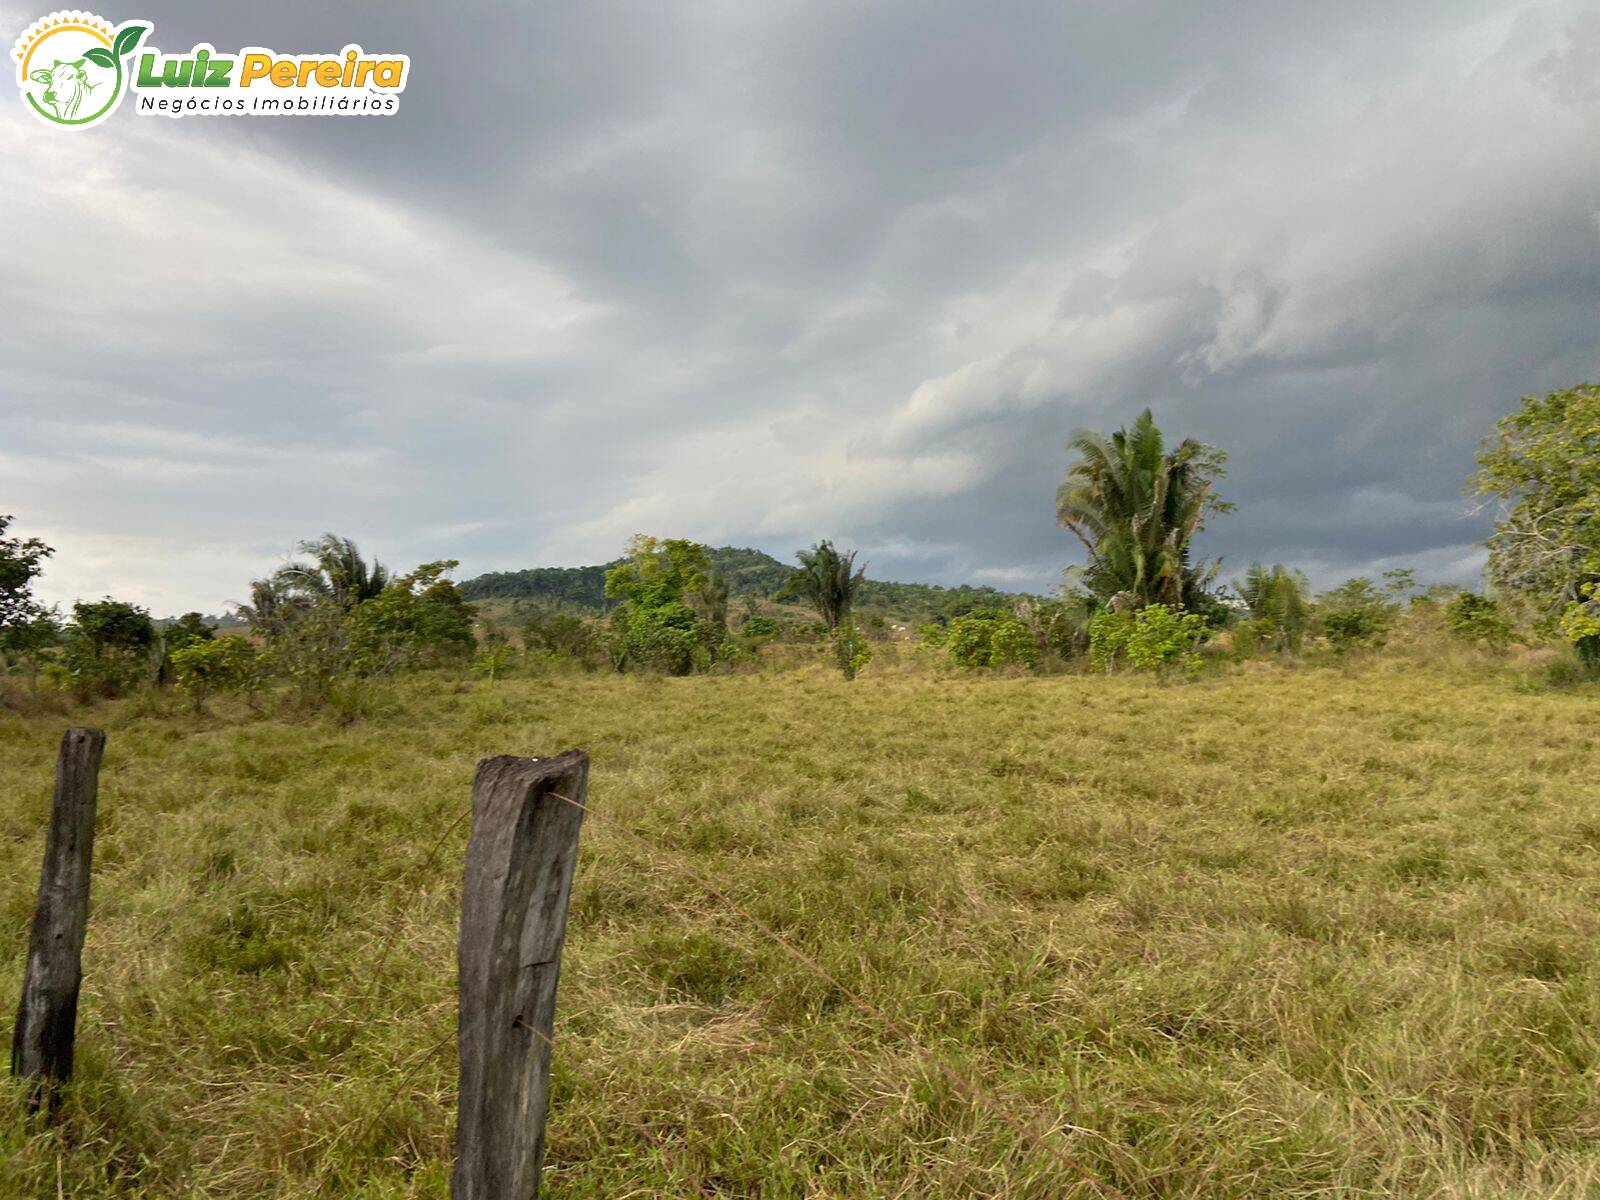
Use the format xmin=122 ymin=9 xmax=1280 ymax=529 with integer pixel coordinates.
xmin=5 ymin=1 xmax=1598 ymax=613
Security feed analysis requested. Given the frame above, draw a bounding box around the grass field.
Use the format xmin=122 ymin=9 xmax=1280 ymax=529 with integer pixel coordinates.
xmin=3 ymin=656 xmax=1600 ymax=1197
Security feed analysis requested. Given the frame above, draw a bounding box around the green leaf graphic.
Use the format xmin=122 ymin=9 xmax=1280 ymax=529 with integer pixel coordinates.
xmin=113 ymin=23 xmax=148 ymax=59
xmin=83 ymin=46 xmax=114 ymax=68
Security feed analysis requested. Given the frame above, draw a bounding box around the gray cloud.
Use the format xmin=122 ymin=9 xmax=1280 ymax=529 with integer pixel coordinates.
xmin=3 ymin=0 xmax=1597 ymax=612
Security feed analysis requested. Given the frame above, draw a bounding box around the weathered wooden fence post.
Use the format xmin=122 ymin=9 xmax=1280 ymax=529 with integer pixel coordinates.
xmin=11 ymin=727 xmax=105 ymax=1110
xmin=454 ymin=750 xmax=589 ymax=1200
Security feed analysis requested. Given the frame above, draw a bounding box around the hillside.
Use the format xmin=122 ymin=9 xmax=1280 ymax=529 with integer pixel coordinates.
xmin=459 ymin=546 xmax=1035 ymax=622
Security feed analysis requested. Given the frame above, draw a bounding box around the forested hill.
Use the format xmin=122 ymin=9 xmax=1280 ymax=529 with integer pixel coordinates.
xmin=458 ymin=546 xmax=1035 ymax=621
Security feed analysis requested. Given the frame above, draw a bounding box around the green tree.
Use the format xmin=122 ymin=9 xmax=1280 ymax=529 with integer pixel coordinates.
xmin=1234 ymin=563 xmax=1311 ymax=653
xmin=276 ymin=534 xmax=392 ymax=610
xmin=1316 ymin=578 xmax=1398 ymax=652
xmin=782 ymin=540 xmax=870 ymax=679
xmin=1056 ymin=409 xmax=1231 ymax=611
xmin=1443 ymin=592 xmax=1514 ymax=648
xmin=165 ymin=612 xmax=217 ymax=649
xmin=1471 ymin=384 xmax=1600 ymax=660
xmin=604 ymin=536 xmax=710 ymax=675
xmin=170 ymin=636 xmax=261 ymax=711
xmin=348 ymin=560 xmax=476 ymax=673
xmin=1089 ymin=603 xmax=1206 ymax=674
xmin=56 ymin=598 xmax=156 ymax=698
xmin=0 ymin=515 xmax=53 ymax=653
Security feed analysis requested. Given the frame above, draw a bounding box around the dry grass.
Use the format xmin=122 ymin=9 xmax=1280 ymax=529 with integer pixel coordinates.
xmin=3 ymin=654 xmax=1600 ymax=1197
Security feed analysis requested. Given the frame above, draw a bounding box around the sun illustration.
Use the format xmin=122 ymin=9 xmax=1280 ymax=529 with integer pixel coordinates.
xmin=11 ymin=9 xmax=147 ymax=129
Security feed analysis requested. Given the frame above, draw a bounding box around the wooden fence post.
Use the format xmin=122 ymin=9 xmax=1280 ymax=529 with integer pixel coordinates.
xmin=454 ymin=750 xmax=589 ymax=1200
xmin=11 ymin=727 xmax=105 ymax=1110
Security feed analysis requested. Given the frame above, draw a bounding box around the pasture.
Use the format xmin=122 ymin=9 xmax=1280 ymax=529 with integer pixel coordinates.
xmin=3 ymin=657 xmax=1599 ymax=1197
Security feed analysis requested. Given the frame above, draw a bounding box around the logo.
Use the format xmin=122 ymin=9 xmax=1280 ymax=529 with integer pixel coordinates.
xmin=12 ymin=10 xmax=147 ymax=127
xmin=12 ymin=12 xmax=410 ymax=127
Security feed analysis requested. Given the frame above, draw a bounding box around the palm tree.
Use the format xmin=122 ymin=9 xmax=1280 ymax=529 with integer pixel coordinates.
xmin=240 ymin=534 xmax=389 ymax=632
xmin=1055 ymin=409 xmax=1229 ymax=610
xmin=785 ymin=541 xmax=865 ymax=632
xmin=277 ymin=534 xmax=391 ymax=608
xmin=784 ymin=540 xmax=868 ymax=678
xmin=1234 ymin=562 xmax=1311 ymax=652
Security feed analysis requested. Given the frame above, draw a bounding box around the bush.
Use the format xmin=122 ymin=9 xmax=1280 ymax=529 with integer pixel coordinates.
xmin=739 ymin=615 xmax=779 ymax=641
xmin=1443 ymin=592 xmax=1515 ymax=648
xmin=1559 ymin=583 xmax=1600 ymax=674
xmin=946 ymin=615 xmax=997 ymax=669
xmin=987 ymin=618 xmax=1038 ymax=669
xmin=471 ymin=642 xmax=516 ymax=683
xmin=1316 ymin=579 xmax=1398 ymax=652
xmin=1090 ymin=604 xmax=1205 ymax=674
xmin=170 ymin=636 xmax=262 ymax=711
xmin=51 ymin=598 xmax=156 ymax=699
xmin=347 ymin=561 xmax=475 ymax=673
xmin=615 ymin=602 xmax=700 ymax=675
xmin=523 ymin=613 xmax=602 ymax=667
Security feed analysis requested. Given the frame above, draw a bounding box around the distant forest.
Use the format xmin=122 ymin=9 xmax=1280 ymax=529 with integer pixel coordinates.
xmin=459 ymin=546 xmax=1032 ymax=623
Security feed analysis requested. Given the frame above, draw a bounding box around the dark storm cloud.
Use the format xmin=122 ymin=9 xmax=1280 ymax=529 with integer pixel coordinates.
xmin=3 ymin=0 xmax=1596 ymax=609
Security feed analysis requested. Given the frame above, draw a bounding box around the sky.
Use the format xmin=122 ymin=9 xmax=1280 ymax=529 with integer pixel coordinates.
xmin=4 ymin=1 xmax=1599 ymax=614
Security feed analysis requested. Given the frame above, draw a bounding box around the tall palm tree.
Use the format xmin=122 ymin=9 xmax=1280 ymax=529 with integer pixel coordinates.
xmin=1056 ymin=409 xmax=1229 ymax=610
xmin=785 ymin=540 xmax=866 ymax=633
xmin=784 ymin=540 xmax=869 ymax=678
xmin=1235 ymin=562 xmax=1311 ymax=652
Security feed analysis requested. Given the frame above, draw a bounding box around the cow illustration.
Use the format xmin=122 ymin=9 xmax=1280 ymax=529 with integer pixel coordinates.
xmin=29 ymin=59 xmax=97 ymax=121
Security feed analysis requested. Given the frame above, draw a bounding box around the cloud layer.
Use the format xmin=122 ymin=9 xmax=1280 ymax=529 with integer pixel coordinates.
xmin=5 ymin=0 xmax=1598 ymax=612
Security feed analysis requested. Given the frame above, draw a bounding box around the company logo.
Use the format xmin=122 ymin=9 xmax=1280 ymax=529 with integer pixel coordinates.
xmin=12 ymin=11 xmax=147 ymax=127
xmin=12 ymin=11 xmax=410 ymax=127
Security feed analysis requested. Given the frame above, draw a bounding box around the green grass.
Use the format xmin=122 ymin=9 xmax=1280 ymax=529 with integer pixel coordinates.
xmin=3 ymin=657 xmax=1600 ymax=1197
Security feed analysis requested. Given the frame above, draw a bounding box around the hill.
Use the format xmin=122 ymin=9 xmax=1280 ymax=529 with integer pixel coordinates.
xmin=459 ymin=546 xmax=1036 ymax=622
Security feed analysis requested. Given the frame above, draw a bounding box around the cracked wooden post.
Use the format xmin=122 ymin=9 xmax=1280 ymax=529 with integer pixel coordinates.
xmin=11 ymin=727 xmax=105 ymax=1111
xmin=454 ymin=750 xmax=588 ymax=1200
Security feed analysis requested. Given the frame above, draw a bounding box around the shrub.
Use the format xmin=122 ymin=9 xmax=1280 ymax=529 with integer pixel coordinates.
xmin=1559 ymin=583 xmax=1600 ymax=674
xmin=170 ymin=636 xmax=262 ymax=711
xmin=347 ymin=561 xmax=475 ymax=673
xmin=739 ymin=615 xmax=779 ymax=640
xmin=946 ymin=615 xmax=997 ymax=669
xmin=1316 ymin=579 xmax=1398 ymax=652
xmin=52 ymin=598 xmax=156 ymax=699
xmin=471 ymin=642 xmax=516 ymax=683
xmin=987 ymin=618 xmax=1038 ymax=669
xmin=1091 ymin=604 xmax=1205 ymax=674
xmin=604 ymin=536 xmax=720 ymax=674
xmin=523 ymin=613 xmax=602 ymax=666
xmin=1443 ymin=592 xmax=1515 ymax=648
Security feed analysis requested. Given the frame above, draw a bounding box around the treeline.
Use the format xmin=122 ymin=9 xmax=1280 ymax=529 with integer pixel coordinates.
xmin=461 ymin=546 xmax=1031 ymax=624
xmin=1 ymin=382 xmax=1595 ymax=707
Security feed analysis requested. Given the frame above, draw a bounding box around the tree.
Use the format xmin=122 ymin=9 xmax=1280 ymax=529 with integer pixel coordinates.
xmin=165 ymin=612 xmax=217 ymax=649
xmin=1315 ymin=579 xmax=1398 ymax=652
xmin=348 ymin=560 xmax=476 ymax=673
xmin=782 ymin=540 xmax=870 ymax=679
xmin=276 ymin=534 xmax=392 ymax=609
xmin=1234 ymin=563 xmax=1311 ymax=653
xmin=1056 ymin=409 xmax=1231 ymax=611
xmin=1471 ymin=383 xmax=1600 ymax=663
xmin=170 ymin=636 xmax=261 ymax=712
xmin=56 ymin=598 xmax=156 ymax=698
xmin=604 ymin=536 xmax=710 ymax=674
xmin=1089 ymin=604 xmax=1206 ymax=675
xmin=1443 ymin=592 xmax=1514 ymax=648
xmin=0 ymin=515 xmax=53 ymax=651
